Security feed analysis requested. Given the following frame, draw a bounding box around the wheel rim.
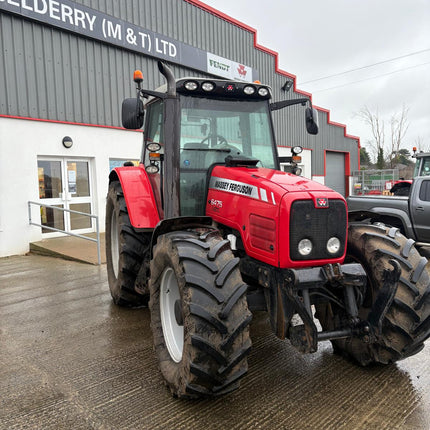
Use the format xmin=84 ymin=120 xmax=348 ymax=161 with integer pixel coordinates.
xmin=160 ymin=267 xmax=184 ymax=363
xmin=110 ymin=210 xmax=119 ymax=278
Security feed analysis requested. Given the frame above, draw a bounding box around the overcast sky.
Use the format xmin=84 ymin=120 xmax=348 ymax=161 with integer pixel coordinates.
xmin=202 ymin=0 xmax=430 ymax=159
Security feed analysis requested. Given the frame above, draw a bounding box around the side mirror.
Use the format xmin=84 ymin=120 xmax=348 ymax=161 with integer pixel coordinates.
xmin=305 ymin=107 xmax=319 ymax=135
xmin=122 ymin=98 xmax=144 ymax=129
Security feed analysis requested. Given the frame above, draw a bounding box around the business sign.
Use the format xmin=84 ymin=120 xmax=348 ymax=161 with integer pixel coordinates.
xmin=0 ymin=0 xmax=258 ymax=81
xmin=207 ymin=53 xmax=253 ymax=81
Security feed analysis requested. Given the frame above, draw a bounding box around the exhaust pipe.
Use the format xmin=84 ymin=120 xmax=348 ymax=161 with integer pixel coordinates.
xmin=158 ymin=61 xmax=176 ymax=96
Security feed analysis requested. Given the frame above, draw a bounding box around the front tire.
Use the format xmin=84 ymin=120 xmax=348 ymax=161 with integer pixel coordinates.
xmin=106 ymin=181 xmax=150 ymax=307
xmin=149 ymin=230 xmax=252 ymax=398
xmin=317 ymin=223 xmax=430 ymax=365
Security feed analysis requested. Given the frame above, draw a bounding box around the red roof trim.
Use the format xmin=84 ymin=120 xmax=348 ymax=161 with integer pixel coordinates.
xmin=314 ymin=106 xmax=360 ymax=142
xmin=0 ymin=114 xmax=142 ymax=132
xmin=184 ymin=0 xmax=360 ymax=148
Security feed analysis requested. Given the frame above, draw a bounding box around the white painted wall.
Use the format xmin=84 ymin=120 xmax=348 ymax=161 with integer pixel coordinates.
xmin=277 ymin=147 xmax=312 ymax=179
xmin=311 ymin=176 xmax=325 ymax=185
xmin=0 ymin=117 xmax=142 ymax=257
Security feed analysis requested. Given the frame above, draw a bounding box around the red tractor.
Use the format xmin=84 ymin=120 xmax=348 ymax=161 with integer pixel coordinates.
xmin=106 ymin=62 xmax=430 ymax=398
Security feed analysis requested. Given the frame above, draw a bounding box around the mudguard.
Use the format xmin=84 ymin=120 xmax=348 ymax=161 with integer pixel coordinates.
xmin=349 ymin=207 xmax=414 ymax=239
xmin=109 ymin=165 xmax=160 ymax=230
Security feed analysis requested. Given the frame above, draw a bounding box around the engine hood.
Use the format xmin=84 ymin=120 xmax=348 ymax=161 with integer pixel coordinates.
xmin=249 ymin=167 xmax=338 ymax=193
xmin=207 ymin=165 xmax=347 ymax=269
xmin=210 ymin=165 xmax=340 ymax=197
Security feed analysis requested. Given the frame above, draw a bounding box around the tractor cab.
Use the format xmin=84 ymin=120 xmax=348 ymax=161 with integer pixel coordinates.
xmin=143 ymin=80 xmax=278 ymax=216
xmin=122 ymin=62 xmax=318 ymax=219
xmin=412 ymin=148 xmax=430 ymax=177
xmin=390 ymin=148 xmax=430 ymax=195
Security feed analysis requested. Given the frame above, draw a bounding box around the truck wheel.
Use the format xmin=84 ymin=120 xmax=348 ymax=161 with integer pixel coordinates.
xmin=106 ymin=181 xmax=150 ymax=307
xmin=317 ymin=223 xmax=430 ymax=365
xmin=149 ymin=230 xmax=252 ymax=398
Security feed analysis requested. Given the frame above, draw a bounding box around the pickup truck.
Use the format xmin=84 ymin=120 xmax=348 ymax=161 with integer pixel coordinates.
xmin=347 ymin=176 xmax=430 ymax=245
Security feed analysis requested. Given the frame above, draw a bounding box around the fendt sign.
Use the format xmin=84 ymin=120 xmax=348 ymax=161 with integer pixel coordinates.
xmin=0 ymin=0 xmax=258 ymax=81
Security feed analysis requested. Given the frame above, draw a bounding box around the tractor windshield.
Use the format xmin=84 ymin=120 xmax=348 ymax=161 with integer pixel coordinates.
xmin=179 ymin=96 xmax=277 ymax=170
xmin=179 ymin=96 xmax=277 ymax=216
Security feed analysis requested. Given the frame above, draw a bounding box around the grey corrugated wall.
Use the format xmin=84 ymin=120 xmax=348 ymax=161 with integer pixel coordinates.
xmin=0 ymin=0 xmax=359 ymax=175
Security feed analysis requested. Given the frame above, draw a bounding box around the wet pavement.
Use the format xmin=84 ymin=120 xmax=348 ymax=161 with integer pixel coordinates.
xmin=0 ymin=254 xmax=429 ymax=430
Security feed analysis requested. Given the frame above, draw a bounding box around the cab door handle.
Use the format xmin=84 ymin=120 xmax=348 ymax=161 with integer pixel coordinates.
xmin=416 ymin=206 xmax=424 ymax=211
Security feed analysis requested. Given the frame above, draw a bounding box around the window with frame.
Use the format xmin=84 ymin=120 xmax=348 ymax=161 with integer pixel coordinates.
xmin=419 ymin=180 xmax=430 ymax=201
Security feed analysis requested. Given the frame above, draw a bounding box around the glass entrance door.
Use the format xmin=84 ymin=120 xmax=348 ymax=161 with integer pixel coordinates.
xmin=37 ymin=158 xmax=94 ymax=235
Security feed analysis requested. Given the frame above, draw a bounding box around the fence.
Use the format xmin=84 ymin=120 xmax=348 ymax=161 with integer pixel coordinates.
xmin=351 ymin=169 xmax=399 ymax=196
xmin=28 ymin=201 xmax=101 ymax=265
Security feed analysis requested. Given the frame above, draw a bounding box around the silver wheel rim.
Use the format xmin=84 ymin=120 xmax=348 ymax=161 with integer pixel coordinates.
xmin=110 ymin=210 xmax=119 ymax=278
xmin=160 ymin=267 xmax=184 ymax=363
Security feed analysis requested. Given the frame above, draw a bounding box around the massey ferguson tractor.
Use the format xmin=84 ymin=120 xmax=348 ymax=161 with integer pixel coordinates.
xmin=106 ymin=61 xmax=430 ymax=398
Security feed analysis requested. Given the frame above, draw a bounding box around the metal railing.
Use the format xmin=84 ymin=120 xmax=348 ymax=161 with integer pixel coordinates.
xmin=28 ymin=201 xmax=101 ymax=265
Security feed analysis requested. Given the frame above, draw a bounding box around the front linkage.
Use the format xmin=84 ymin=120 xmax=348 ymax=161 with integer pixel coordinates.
xmin=241 ymin=258 xmax=401 ymax=354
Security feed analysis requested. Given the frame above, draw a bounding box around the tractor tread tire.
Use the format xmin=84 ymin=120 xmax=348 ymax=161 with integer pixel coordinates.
xmin=106 ymin=181 xmax=150 ymax=307
xmin=319 ymin=223 xmax=430 ymax=365
xmin=149 ymin=230 xmax=252 ymax=398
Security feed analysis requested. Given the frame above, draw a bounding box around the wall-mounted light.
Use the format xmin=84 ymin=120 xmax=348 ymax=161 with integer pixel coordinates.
xmin=281 ymin=80 xmax=293 ymax=92
xmin=62 ymin=136 xmax=73 ymax=148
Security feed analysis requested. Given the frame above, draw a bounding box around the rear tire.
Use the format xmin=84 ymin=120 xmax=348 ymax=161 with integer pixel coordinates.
xmin=149 ymin=229 xmax=252 ymax=398
xmin=106 ymin=181 xmax=150 ymax=307
xmin=317 ymin=223 xmax=430 ymax=365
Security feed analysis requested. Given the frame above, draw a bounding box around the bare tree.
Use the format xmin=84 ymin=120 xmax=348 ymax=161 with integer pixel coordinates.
xmin=356 ymin=106 xmax=385 ymax=167
xmin=389 ymin=104 xmax=409 ymax=167
xmin=357 ymin=105 xmax=410 ymax=169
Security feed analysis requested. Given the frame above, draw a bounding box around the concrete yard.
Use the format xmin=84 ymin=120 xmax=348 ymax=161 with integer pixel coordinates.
xmin=1 ymin=254 xmax=429 ymax=430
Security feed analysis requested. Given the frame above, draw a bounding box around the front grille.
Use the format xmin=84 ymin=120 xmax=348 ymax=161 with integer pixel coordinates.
xmin=289 ymin=199 xmax=347 ymax=260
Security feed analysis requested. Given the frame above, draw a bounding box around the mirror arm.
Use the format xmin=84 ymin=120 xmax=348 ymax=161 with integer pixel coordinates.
xmin=139 ymin=89 xmax=168 ymax=100
xmin=270 ymin=97 xmax=311 ymax=111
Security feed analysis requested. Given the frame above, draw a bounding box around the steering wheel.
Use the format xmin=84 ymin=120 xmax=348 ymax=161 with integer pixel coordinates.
xmin=201 ymin=134 xmax=228 ymax=147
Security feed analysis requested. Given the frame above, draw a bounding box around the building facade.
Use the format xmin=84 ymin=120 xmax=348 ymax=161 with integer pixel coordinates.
xmin=0 ymin=0 xmax=360 ymax=257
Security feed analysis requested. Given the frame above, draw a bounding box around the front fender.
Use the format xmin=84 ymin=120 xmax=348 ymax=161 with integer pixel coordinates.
xmin=348 ymin=208 xmax=415 ymax=239
xmin=110 ymin=165 xmax=160 ymax=230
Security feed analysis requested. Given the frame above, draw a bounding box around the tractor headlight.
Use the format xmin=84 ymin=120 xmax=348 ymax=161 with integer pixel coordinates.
xmin=146 ymin=142 xmax=161 ymax=152
xmin=298 ymin=238 xmax=312 ymax=256
xmin=326 ymin=237 xmax=341 ymax=254
xmin=258 ymin=87 xmax=269 ymax=97
xmin=292 ymin=166 xmax=302 ymax=176
xmin=292 ymin=146 xmax=303 ymax=155
xmin=243 ymin=85 xmax=255 ymax=95
xmin=184 ymin=81 xmax=198 ymax=91
xmin=202 ymin=82 xmax=215 ymax=92
xmin=146 ymin=164 xmax=159 ymax=174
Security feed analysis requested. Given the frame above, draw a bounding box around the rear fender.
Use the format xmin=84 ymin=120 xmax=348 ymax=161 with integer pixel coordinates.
xmin=109 ymin=166 xmax=160 ymax=230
